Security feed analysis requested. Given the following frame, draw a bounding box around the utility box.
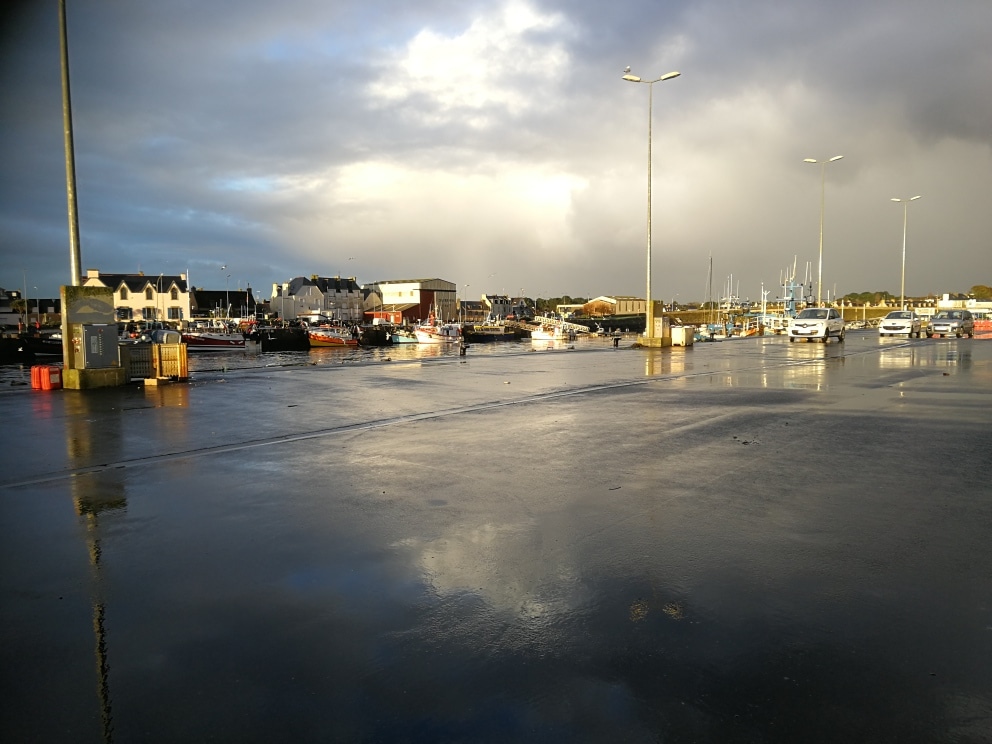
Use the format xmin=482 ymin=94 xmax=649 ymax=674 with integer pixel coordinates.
xmin=671 ymin=325 xmax=695 ymax=347
xmin=81 ymin=324 xmax=119 ymax=368
xmin=61 ymin=285 xmax=126 ymax=389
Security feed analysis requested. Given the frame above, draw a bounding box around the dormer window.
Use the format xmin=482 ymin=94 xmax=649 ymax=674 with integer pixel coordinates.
xmin=145 ymin=287 xmax=153 ymax=300
xmin=120 ymin=287 xmax=128 ymax=300
xmin=171 ymin=287 xmax=178 ymax=301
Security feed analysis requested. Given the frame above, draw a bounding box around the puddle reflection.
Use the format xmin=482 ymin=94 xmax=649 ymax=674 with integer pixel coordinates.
xmin=643 ymin=349 xmax=689 ymax=377
xmin=64 ymin=394 xmax=126 ymax=744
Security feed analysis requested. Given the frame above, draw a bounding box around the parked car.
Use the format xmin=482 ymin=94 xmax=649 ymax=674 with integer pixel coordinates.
xmin=926 ymin=310 xmax=975 ymax=338
xmin=878 ymin=310 xmax=922 ymax=337
xmin=788 ymin=307 xmax=845 ymax=343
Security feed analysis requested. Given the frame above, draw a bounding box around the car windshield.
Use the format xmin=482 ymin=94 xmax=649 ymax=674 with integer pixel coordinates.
xmin=934 ymin=312 xmax=959 ymax=320
xmin=887 ymin=312 xmax=912 ymax=319
xmin=796 ymin=309 xmax=828 ymax=319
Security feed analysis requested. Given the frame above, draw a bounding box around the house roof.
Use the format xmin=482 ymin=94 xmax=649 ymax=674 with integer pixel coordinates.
xmin=85 ymin=272 xmax=189 ymax=293
xmin=285 ymin=276 xmax=360 ymax=295
xmin=191 ymin=288 xmax=256 ymax=312
xmin=286 ymin=276 xmax=317 ymax=295
xmin=312 ymin=276 xmax=360 ymax=293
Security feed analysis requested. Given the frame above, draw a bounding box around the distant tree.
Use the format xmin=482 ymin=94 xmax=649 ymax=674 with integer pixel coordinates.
xmin=10 ymin=298 xmax=26 ymax=319
xmin=969 ymin=285 xmax=992 ymax=300
xmin=843 ymin=291 xmax=895 ymax=305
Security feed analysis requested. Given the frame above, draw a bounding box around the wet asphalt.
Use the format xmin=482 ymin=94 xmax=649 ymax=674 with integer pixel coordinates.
xmin=2 ymin=332 xmax=991 ymax=743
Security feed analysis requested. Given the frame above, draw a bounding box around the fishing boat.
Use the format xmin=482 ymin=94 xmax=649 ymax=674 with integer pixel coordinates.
xmin=530 ymin=324 xmax=572 ymax=350
xmin=461 ymin=322 xmax=526 ymax=343
xmin=306 ymin=324 xmax=359 ymax=348
xmin=358 ymin=325 xmax=391 ymax=347
xmin=297 ymin=314 xmax=359 ymax=348
xmin=182 ymin=320 xmax=258 ymax=351
xmin=414 ymin=313 xmax=461 ymax=344
xmin=256 ymin=325 xmax=310 ymax=352
xmin=390 ymin=327 xmax=419 ymax=344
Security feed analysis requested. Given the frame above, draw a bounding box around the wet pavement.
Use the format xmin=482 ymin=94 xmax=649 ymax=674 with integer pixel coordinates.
xmin=2 ymin=332 xmax=991 ymax=743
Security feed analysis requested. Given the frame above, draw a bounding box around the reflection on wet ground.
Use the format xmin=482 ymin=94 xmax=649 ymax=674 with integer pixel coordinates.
xmin=2 ymin=332 xmax=991 ymax=742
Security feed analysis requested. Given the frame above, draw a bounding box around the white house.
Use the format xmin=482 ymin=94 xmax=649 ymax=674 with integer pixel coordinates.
xmin=82 ymin=270 xmax=191 ymax=324
xmin=270 ymin=276 xmax=364 ymax=322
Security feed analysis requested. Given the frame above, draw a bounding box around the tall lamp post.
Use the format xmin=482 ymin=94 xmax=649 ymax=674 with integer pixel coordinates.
xmin=219 ymin=264 xmax=229 ymax=319
xmin=803 ymin=155 xmax=843 ymax=306
xmin=459 ymin=284 xmax=470 ymax=324
xmin=891 ymin=195 xmax=921 ymax=310
xmin=623 ymin=68 xmax=680 ymax=341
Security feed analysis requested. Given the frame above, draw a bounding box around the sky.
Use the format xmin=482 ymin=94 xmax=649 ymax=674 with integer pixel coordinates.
xmin=1 ymin=0 xmax=990 ymax=306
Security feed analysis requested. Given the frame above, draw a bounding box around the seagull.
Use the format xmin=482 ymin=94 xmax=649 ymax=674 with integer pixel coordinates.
xmin=624 ymin=66 xmax=631 ymax=73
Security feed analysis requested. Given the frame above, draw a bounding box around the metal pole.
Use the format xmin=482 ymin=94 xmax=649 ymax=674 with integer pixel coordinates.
xmin=804 ymin=156 xmax=842 ymax=306
xmin=59 ymin=0 xmax=82 ymax=285
xmin=900 ymin=201 xmax=908 ymax=310
xmin=891 ymin=196 xmax=920 ymax=311
xmin=646 ymin=81 xmax=653 ymax=338
xmin=817 ymin=162 xmax=825 ymax=306
xmin=623 ymin=70 xmax=679 ymax=339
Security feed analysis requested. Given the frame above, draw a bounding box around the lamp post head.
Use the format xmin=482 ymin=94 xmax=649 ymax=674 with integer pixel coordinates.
xmin=622 ymin=70 xmax=680 ymax=83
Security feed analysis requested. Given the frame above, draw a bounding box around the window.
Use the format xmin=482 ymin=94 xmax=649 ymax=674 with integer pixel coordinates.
xmin=120 ymin=287 xmax=128 ymax=300
xmin=171 ymin=287 xmax=178 ymax=301
xmin=145 ymin=287 xmax=153 ymax=300
xmin=168 ymin=307 xmax=181 ymax=320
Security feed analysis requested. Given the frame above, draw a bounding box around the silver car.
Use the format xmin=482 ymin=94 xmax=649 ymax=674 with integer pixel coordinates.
xmin=926 ymin=310 xmax=975 ymax=338
xmin=878 ymin=310 xmax=922 ymax=337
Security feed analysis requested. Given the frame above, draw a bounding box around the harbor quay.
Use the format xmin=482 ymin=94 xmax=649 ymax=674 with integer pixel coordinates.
xmin=2 ymin=333 xmax=991 ymax=743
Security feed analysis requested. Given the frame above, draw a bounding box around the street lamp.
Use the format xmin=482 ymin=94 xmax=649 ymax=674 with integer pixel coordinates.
xmin=623 ymin=68 xmax=680 ymax=341
xmin=891 ymin=195 xmax=921 ymax=310
xmin=459 ymin=284 xmax=470 ymax=324
xmin=219 ymin=264 xmax=230 ymax=319
xmin=803 ymin=155 xmax=843 ymax=306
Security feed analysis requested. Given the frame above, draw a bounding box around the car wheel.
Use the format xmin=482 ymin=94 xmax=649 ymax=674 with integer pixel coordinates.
xmin=789 ymin=337 xmax=794 ymax=342
xmin=968 ymin=331 xmax=974 ymax=338
xmin=925 ymin=332 xmax=932 ymax=338
xmin=956 ymin=331 xmax=962 ymax=338
xmin=838 ymin=330 xmax=845 ymax=342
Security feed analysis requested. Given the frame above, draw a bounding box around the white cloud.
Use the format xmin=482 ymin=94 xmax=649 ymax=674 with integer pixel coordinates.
xmin=367 ymin=1 xmax=571 ymax=127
